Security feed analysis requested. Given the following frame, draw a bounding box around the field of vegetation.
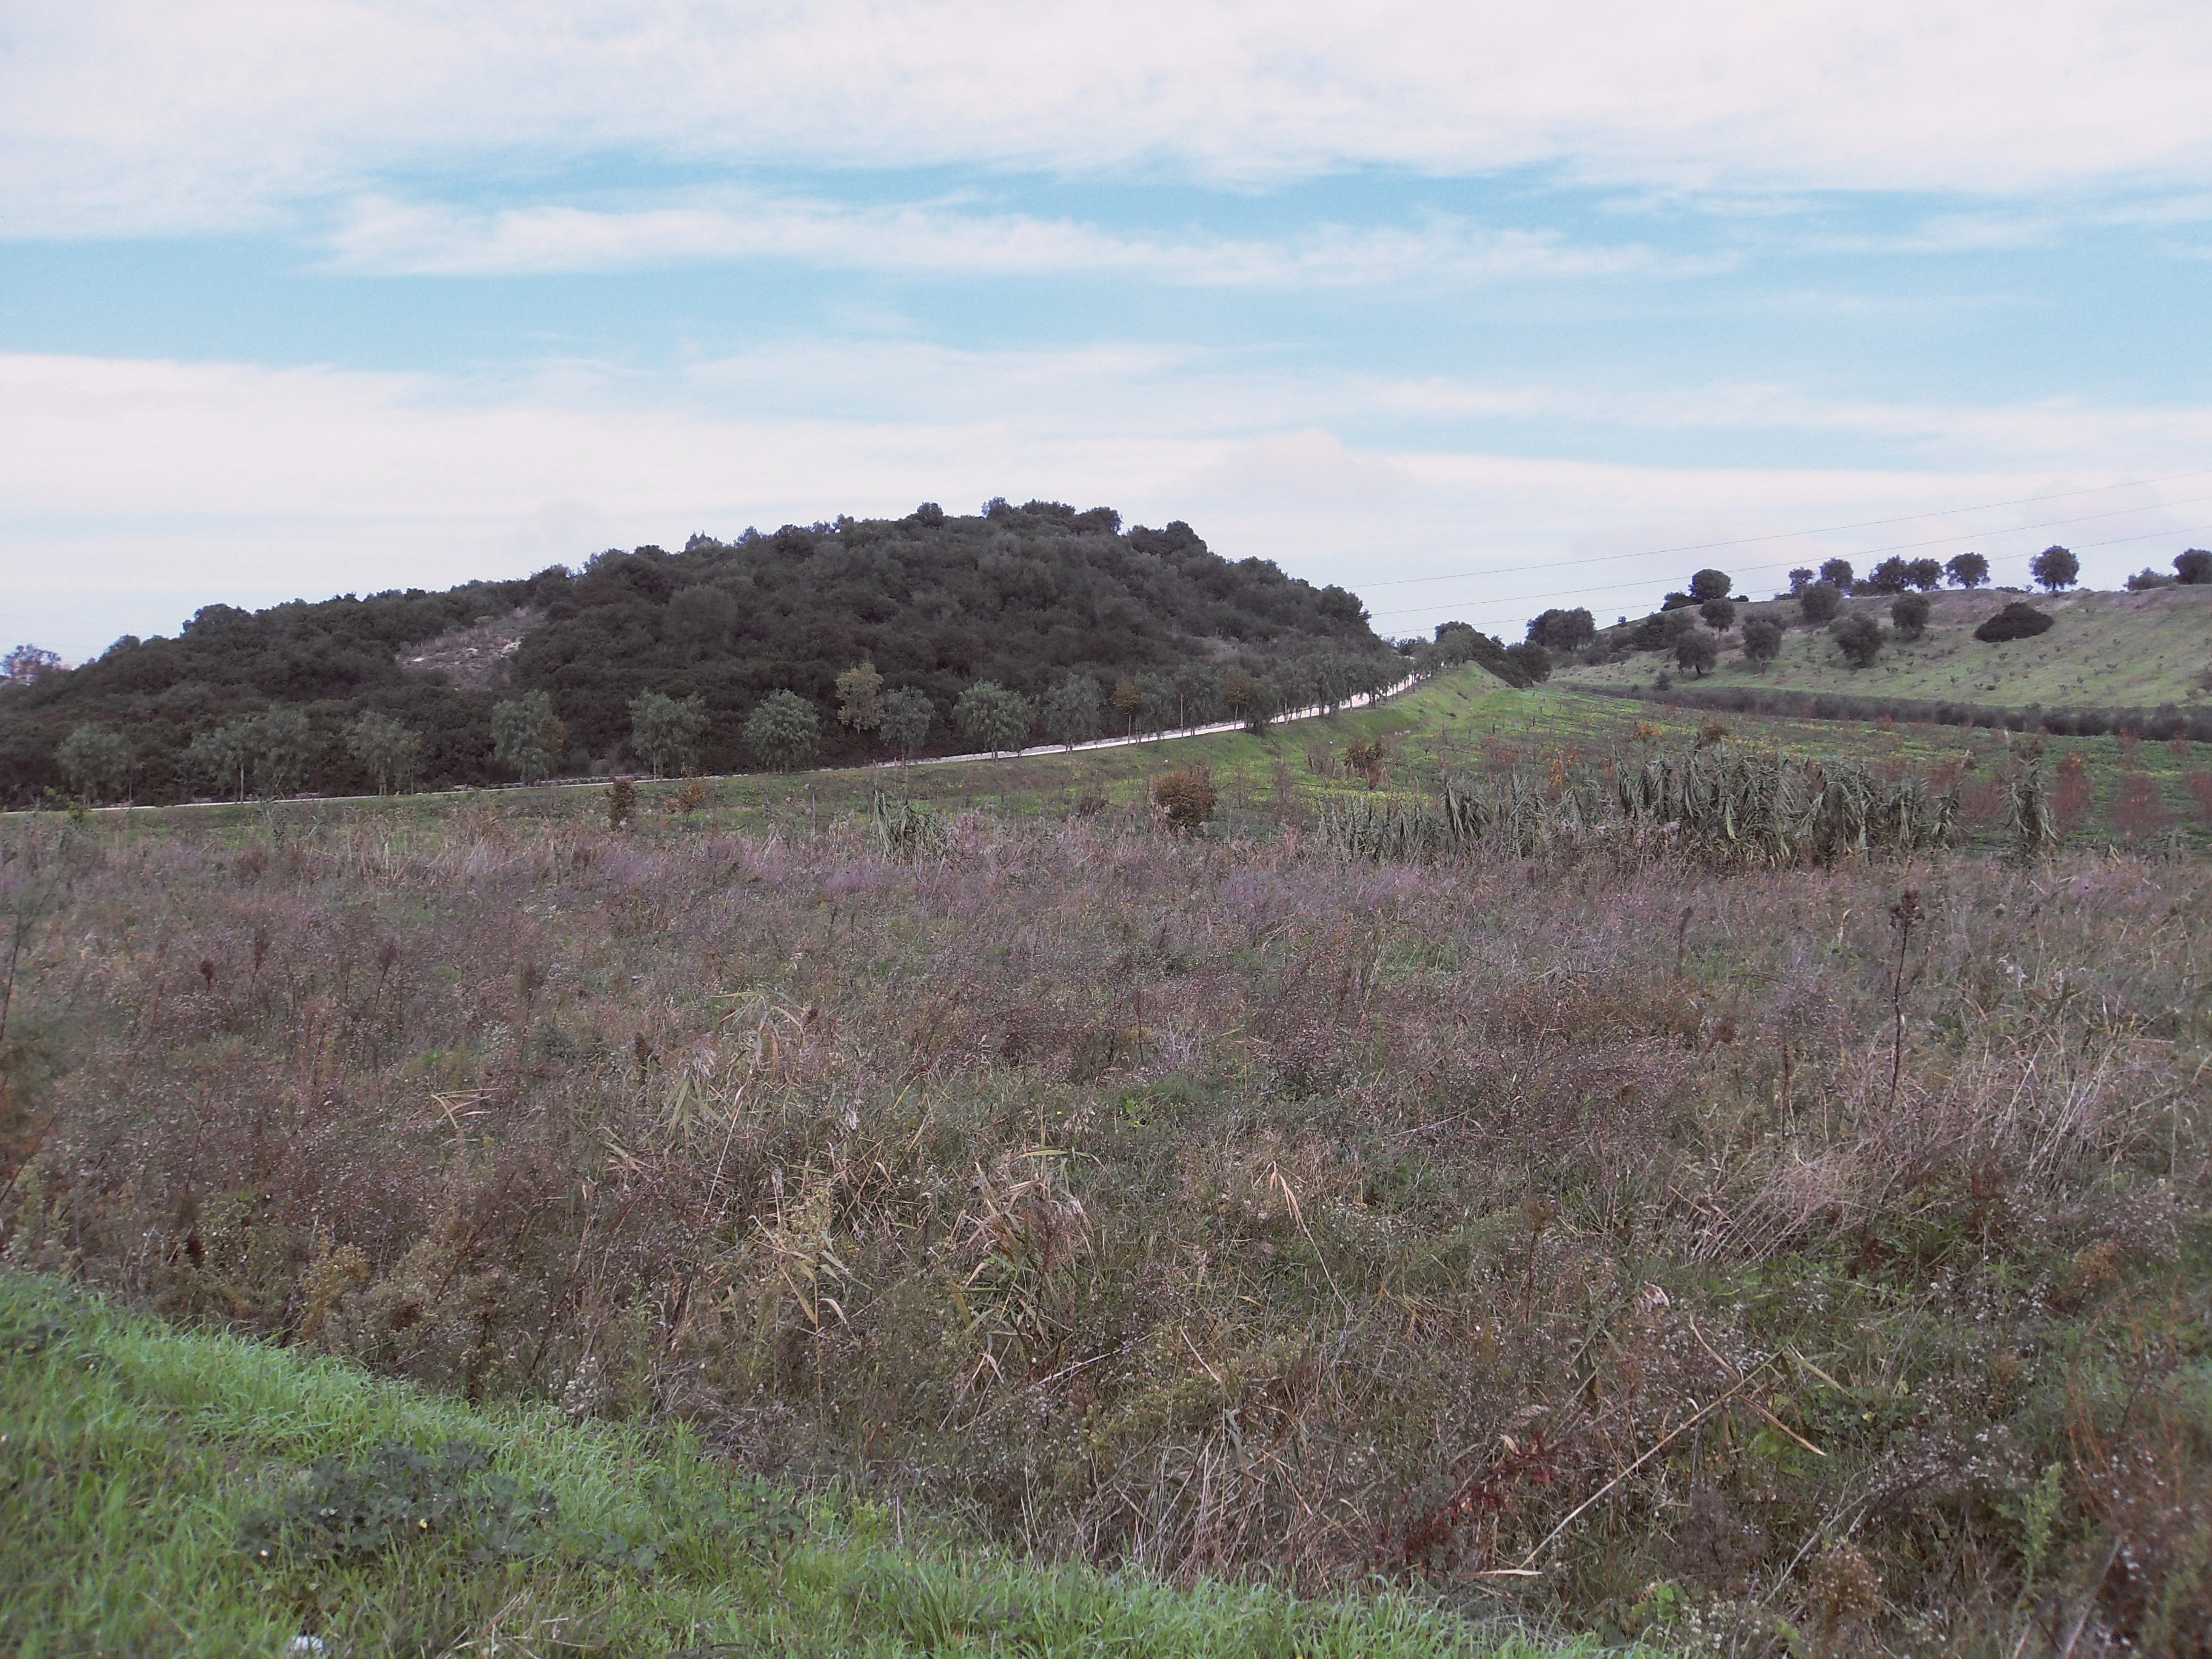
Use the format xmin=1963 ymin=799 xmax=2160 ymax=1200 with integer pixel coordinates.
xmin=1 ymin=1272 xmax=1590 ymax=1657
xmin=6 ymin=676 xmax=2210 ymax=1653
xmin=1553 ymin=584 xmax=2212 ymax=712
xmin=99 ymin=666 xmax=2212 ymax=856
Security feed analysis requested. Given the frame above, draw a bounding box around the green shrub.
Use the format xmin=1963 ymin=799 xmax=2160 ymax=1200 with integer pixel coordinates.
xmin=238 ymin=1439 xmax=555 ymax=1567
xmin=1797 ymin=581 xmax=1843 ymax=626
xmin=1975 ymin=601 xmax=2054 ymax=643
xmin=1740 ymin=617 xmax=1783 ymax=665
xmin=1831 ymin=613 xmax=1883 ymax=668
xmin=1152 ymin=765 xmax=1218 ymax=831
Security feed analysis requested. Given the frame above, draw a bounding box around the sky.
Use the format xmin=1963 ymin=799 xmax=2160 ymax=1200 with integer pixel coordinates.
xmin=6 ymin=2 xmax=2212 ymax=663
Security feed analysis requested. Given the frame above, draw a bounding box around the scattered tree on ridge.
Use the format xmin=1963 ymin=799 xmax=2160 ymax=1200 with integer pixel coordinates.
xmin=1858 ymin=555 xmax=1939 ymax=594
xmin=2176 ymin=549 xmax=2212 ymax=585
xmin=1891 ymin=592 xmax=1931 ymax=640
xmin=1698 ymin=597 xmax=1737 ymax=632
xmin=1818 ymin=557 xmax=1856 ymax=592
xmin=1857 ymin=557 xmax=1907 ymax=594
xmin=4 ymin=644 xmax=62 ymax=684
xmin=1945 ymin=552 xmax=1990 ymax=588
xmin=1687 ymin=569 xmax=1733 ymax=604
xmin=1741 ymin=616 xmax=1784 ymax=667
xmin=2031 ymin=545 xmax=2080 ymax=591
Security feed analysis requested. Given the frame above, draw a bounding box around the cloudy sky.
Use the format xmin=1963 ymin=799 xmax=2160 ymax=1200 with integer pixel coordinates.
xmin=7 ymin=1 xmax=2212 ymax=659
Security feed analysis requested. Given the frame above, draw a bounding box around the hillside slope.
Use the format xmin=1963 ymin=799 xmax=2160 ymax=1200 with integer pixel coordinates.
xmin=0 ymin=500 xmax=1398 ymax=805
xmin=1553 ymin=583 xmax=2212 ymax=708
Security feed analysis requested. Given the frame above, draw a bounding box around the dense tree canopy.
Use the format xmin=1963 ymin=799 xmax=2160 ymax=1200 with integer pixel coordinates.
xmin=1525 ymin=607 xmax=1596 ymax=652
xmin=0 ymin=501 xmax=1400 ymax=805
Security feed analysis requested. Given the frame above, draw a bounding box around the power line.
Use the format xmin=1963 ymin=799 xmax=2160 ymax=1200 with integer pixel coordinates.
xmin=1358 ymin=469 xmax=2212 ymax=591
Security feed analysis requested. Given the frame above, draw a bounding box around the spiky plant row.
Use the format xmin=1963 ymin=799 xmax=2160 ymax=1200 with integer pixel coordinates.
xmin=1324 ymin=743 xmax=1964 ymax=866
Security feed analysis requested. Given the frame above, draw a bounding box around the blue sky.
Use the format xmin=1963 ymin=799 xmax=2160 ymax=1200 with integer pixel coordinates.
xmin=6 ymin=2 xmax=2212 ymax=661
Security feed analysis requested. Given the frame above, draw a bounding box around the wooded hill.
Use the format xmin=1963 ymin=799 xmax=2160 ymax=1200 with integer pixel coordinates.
xmin=1 ymin=500 xmax=1406 ymax=805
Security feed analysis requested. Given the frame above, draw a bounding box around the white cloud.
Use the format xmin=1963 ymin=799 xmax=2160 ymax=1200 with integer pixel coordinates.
xmin=8 ymin=2 xmax=2212 ymax=238
xmin=325 ymin=192 xmax=1698 ymax=284
xmin=1370 ymin=376 xmax=2212 ymax=469
xmin=7 ymin=344 xmax=2211 ymax=656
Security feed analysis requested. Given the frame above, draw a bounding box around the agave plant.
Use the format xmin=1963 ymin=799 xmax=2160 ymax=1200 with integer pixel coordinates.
xmin=2001 ymin=765 xmax=2060 ymax=862
xmin=872 ymin=789 xmax=947 ymax=860
xmin=1429 ymin=743 xmax=1961 ymax=869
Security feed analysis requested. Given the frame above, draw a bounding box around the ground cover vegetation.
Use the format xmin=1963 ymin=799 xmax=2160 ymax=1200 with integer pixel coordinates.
xmin=6 ymin=683 xmax=2210 ymax=1652
xmin=74 ymin=663 xmax=2212 ymax=860
xmin=0 ymin=500 xmax=1404 ymax=807
xmin=0 ymin=1274 xmax=1594 ymax=1658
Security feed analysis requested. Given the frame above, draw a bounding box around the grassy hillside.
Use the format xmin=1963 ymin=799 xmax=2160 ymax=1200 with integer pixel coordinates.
xmin=1553 ymin=584 xmax=2212 ymax=709
xmin=7 ymin=760 xmax=2209 ymax=1650
xmin=0 ymin=1273 xmax=1602 ymax=1657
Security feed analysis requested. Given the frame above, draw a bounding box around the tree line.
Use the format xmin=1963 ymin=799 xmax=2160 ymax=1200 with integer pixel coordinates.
xmin=1514 ymin=544 xmax=2211 ymax=686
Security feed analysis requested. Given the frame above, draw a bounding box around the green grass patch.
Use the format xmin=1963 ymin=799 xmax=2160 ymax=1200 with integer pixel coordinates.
xmin=0 ymin=1272 xmax=1641 ymax=1657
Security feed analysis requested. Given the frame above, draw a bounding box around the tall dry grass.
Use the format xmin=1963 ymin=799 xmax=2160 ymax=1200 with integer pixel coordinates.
xmin=3 ymin=804 xmax=2207 ymax=1651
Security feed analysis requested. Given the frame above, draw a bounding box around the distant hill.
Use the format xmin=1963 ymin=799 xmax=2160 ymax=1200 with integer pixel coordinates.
xmin=0 ymin=500 xmax=1401 ymax=805
xmin=1550 ymin=584 xmax=2212 ymax=712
